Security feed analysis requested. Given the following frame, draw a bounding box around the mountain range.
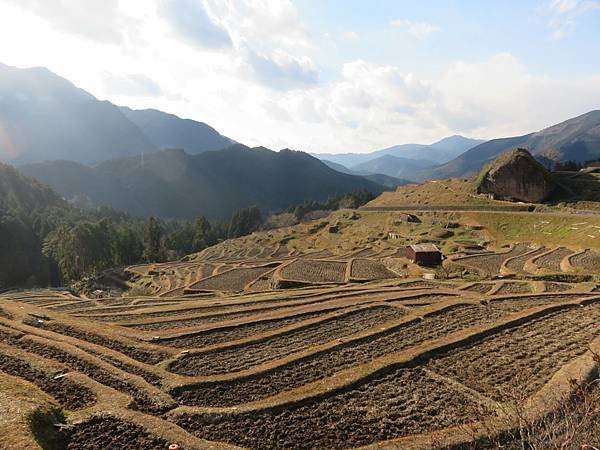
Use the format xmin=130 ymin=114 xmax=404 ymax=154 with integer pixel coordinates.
xmin=20 ymin=145 xmax=386 ymax=221
xmin=320 ymin=160 xmax=412 ymax=187
xmin=0 ymin=63 xmax=232 ymax=164
xmin=312 ymin=135 xmax=485 ymax=180
xmin=313 ymin=135 xmax=484 ymax=167
xmin=416 ymin=110 xmax=600 ymax=181
xmin=3 ymin=62 xmax=600 ymax=221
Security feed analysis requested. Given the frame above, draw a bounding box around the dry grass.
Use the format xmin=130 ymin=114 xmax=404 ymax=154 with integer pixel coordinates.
xmin=367 ymin=179 xmax=511 ymax=207
xmin=455 ymin=351 xmax=600 ymax=450
xmin=0 ymin=374 xmax=50 ymax=449
xmin=468 ymin=212 xmax=600 ymax=250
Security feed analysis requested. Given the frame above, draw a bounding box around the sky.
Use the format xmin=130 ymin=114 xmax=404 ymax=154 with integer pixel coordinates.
xmin=0 ymin=0 xmax=600 ymax=154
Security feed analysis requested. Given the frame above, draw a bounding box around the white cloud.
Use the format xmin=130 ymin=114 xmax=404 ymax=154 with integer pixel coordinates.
xmin=1 ymin=0 xmax=599 ymax=155
xmin=204 ymin=0 xmax=310 ymax=50
xmin=257 ymin=53 xmax=600 ymax=153
xmin=159 ymin=0 xmax=232 ymax=50
xmin=159 ymin=0 xmax=317 ymax=91
xmin=4 ymin=0 xmax=126 ymax=43
xmin=342 ymin=31 xmax=359 ymax=41
xmin=102 ymin=72 xmax=163 ymax=97
xmin=240 ymin=48 xmax=319 ymax=91
xmin=262 ymin=100 xmax=293 ymax=121
xmin=548 ymin=0 xmax=600 ymax=39
xmin=390 ymin=19 xmax=440 ymax=39
xmin=433 ymin=53 xmax=600 ymax=137
xmin=550 ymin=0 xmax=580 ymax=13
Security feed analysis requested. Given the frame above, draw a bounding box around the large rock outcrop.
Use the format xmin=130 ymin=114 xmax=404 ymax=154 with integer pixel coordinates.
xmin=475 ymin=148 xmax=556 ymax=203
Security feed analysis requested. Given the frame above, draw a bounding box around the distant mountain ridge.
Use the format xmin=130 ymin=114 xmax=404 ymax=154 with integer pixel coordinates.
xmin=352 ymin=154 xmax=436 ymax=180
xmin=311 ymin=135 xmax=485 ymax=181
xmin=321 ymin=160 xmax=412 ymax=188
xmin=120 ymin=107 xmax=234 ymax=154
xmin=0 ymin=63 xmax=233 ymax=164
xmin=416 ymin=110 xmax=600 ymax=181
xmin=20 ymin=145 xmax=387 ymax=221
xmin=312 ymin=135 xmax=485 ymax=168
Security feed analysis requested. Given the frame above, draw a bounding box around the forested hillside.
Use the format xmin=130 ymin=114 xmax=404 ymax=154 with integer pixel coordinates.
xmin=1 ymin=162 xmax=377 ymax=289
xmin=21 ymin=146 xmax=386 ymax=221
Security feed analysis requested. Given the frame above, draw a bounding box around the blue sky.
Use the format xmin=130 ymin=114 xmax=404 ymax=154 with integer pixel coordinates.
xmin=297 ymin=0 xmax=600 ymax=79
xmin=0 ymin=0 xmax=599 ymax=153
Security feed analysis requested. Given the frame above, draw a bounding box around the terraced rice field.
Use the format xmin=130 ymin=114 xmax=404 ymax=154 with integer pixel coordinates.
xmin=350 ymin=258 xmax=396 ymax=280
xmin=427 ymin=302 xmax=600 ymax=400
xmin=463 ymin=282 xmax=496 ymax=294
xmin=0 ymin=275 xmax=598 ymax=448
xmin=128 ymin=252 xmax=402 ymax=296
xmin=504 ymin=246 xmax=548 ymax=274
xmin=570 ymin=249 xmax=600 ymax=271
xmin=494 ymin=281 xmax=532 ymax=295
xmin=453 ymin=243 xmax=531 ymax=276
xmin=168 ymin=305 xmax=409 ymax=376
xmin=279 ymin=259 xmax=347 ymax=283
xmin=532 ymin=247 xmax=574 ymax=272
xmin=172 ymin=303 xmax=533 ymax=407
xmin=543 ymin=281 xmax=573 ymax=292
xmin=187 ymin=266 xmax=275 ymax=291
xmin=176 ymin=367 xmax=484 ymax=449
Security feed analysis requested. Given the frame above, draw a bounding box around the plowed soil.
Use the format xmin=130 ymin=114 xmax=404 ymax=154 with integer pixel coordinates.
xmin=168 ymin=305 xmax=407 ymax=376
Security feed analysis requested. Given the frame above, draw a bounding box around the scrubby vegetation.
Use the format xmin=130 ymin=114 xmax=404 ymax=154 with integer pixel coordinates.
xmin=2 ymin=190 xmax=259 ymax=289
xmin=2 ymin=162 xmax=382 ymax=290
xmin=553 ymin=158 xmax=600 ymax=171
xmin=285 ymin=189 xmax=375 ymax=221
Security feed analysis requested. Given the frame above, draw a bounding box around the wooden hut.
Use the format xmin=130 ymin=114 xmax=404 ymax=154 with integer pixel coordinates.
xmin=405 ymin=243 xmax=442 ymax=266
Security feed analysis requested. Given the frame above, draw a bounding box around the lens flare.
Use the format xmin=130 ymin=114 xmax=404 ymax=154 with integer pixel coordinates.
xmin=0 ymin=125 xmax=18 ymax=160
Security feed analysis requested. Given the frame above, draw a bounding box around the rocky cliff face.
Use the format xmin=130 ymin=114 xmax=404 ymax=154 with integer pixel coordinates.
xmin=476 ymin=148 xmax=556 ymax=203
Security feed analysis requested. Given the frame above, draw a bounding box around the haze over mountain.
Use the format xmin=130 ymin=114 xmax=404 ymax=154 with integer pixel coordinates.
xmin=312 ymin=135 xmax=485 ymax=169
xmin=120 ymin=107 xmax=235 ymax=154
xmin=321 ymin=160 xmax=412 ymax=188
xmin=0 ymin=162 xmax=63 ymax=213
xmin=351 ymin=154 xmax=437 ymax=180
xmin=20 ymin=145 xmax=386 ymax=221
xmin=417 ymin=110 xmax=600 ymax=181
xmin=0 ymin=162 xmax=66 ymax=287
xmin=0 ymin=63 xmax=232 ymax=164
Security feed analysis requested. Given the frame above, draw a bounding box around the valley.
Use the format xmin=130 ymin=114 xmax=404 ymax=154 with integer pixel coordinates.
xmin=2 ymin=58 xmax=600 ymax=449
xmin=2 ymin=188 xmax=600 ymax=448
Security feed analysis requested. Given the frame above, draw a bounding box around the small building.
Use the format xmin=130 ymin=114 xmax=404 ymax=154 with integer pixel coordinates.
xmin=388 ymin=231 xmax=402 ymax=240
xmin=405 ymin=243 xmax=442 ymax=266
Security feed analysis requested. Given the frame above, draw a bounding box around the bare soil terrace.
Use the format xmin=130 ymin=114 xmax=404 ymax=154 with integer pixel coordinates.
xmin=1 ymin=209 xmax=600 ymax=448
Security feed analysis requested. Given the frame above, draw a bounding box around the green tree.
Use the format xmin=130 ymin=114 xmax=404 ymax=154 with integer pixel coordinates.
xmin=228 ymin=206 xmax=262 ymax=238
xmin=42 ymin=220 xmax=113 ymax=282
xmin=164 ymin=222 xmax=195 ymax=257
xmin=143 ymin=216 xmax=164 ymax=262
xmin=112 ymin=223 xmax=144 ymax=266
xmin=193 ymin=215 xmax=214 ymax=251
xmin=0 ymin=214 xmax=49 ymax=288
